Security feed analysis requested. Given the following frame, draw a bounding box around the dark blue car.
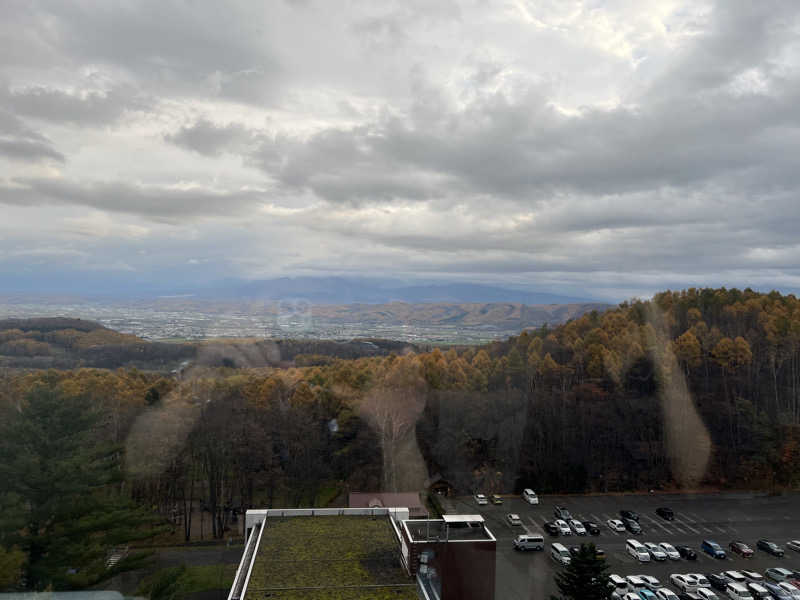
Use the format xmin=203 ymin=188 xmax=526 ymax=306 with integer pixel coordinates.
xmin=701 ymin=539 xmax=726 ymax=559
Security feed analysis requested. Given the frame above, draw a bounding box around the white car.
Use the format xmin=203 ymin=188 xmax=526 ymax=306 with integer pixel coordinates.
xmin=740 ymin=571 xmax=763 ymax=584
xmin=638 ymin=575 xmax=662 ymax=591
xmin=623 ymin=594 xmax=641 ymax=600
xmin=777 ymin=583 xmax=800 ymax=600
xmin=726 ymin=582 xmax=754 ymax=600
xmin=659 ymin=542 xmax=681 ymax=560
xmin=644 ymin=542 xmax=667 ymax=561
xmin=506 ymin=513 xmax=522 ymax=526
xmin=671 ymin=574 xmax=699 ymax=593
xmin=696 ymin=588 xmax=719 ymax=600
xmin=725 ymin=572 xmax=747 ymax=585
xmin=474 ymin=493 xmax=488 ymax=505
xmin=788 ymin=540 xmax=800 ymax=552
xmin=626 ymin=576 xmax=648 ymax=592
xmin=656 ymin=589 xmax=680 ymax=600
xmin=522 ymin=488 xmax=539 ymax=504
xmin=691 ymin=574 xmax=711 ymax=589
xmin=570 ymin=519 xmax=587 ymax=535
xmin=555 ymin=519 xmax=572 ymax=535
xmin=607 ymin=518 xmax=626 ymax=532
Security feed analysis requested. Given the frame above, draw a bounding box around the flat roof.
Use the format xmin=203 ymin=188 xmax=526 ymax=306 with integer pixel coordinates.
xmin=442 ymin=514 xmax=484 ymax=523
xmin=404 ymin=518 xmax=495 ymax=543
xmin=243 ymin=515 xmax=416 ymax=600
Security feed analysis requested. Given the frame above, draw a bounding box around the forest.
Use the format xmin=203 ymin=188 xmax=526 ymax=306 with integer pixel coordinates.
xmin=2 ymin=287 xmax=800 ymax=590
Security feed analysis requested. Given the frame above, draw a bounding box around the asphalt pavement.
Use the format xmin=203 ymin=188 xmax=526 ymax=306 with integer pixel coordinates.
xmin=441 ymin=492 xmax=800 ymax=600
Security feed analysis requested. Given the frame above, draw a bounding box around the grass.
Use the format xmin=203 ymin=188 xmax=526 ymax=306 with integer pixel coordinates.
xmin=245 ymin=516 xmax=415 ymax=600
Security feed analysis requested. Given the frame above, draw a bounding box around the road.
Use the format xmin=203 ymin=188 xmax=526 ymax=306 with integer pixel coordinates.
xmin=441 ymin=492 xmax=800 ymax=600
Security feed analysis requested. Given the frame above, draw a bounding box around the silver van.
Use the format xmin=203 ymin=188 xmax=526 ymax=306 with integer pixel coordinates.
xmin=551 ymin=542 xmax=571 ymax=565
xmin=513 ymin=533 xmax=544 ymax=551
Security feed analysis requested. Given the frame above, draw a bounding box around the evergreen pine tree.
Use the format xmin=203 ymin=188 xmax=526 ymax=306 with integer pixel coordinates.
xmin=552 ymin=543 xmax=612 ymax=600
xmin=0 ymin=383 xmax=160 ymax=590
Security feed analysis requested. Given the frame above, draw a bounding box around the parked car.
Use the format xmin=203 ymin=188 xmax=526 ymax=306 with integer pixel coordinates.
xmin=776 ymin=583 xmax=800 ymax=600
xmin=554 ymin=506 xmax=572 ymax=520
xmin=656 ymin=589 xmax=681 ymax=600
xmin=506 ymin=513 xmax=522 ymax=526
xmin=582 ymin=520 xmax=601 ymax=535
xmin=638 ymin=590 xmax=658 ymax=600
xmin=692 ymin=575 xmax=711 ymax=589
xmin=474 ymin=493 xmax=488 ymax=505
xmin=491 ymin=494 xmax=503 ymax=505
xmin=740 ymin=571 xmax=763 ymax=584
xmin=608 ymin=519 xmax=626 ymax=532
xmin=639 ymin=575 xmax=663 ymax=591
xmin=644 ymin=542 xmax=667 ymax=561
xmin=522 ymin=488 xmax=539 ymax=504
xmin=627 ymin=540 xmax=651 ymax=563
xmin=787 ymin=540 xmax=800 ymax=553
xmin=677 ymin=545 xmax=698 ymax=560
xmin=621 ymin=510 xmax=640 ymax=522
xmin=513 ymin=533 xmax=544 ymax=551
xmin=724 ymin=582 xmax=754 ymax=600
xmin=627 ymin=575 xmax=649 ymax=592
xmin=701 ymin=540 xmax=727 ymax=559
xmin=569 ymin=519 xmax=587 ymax=535
xmin=708 ymin=574 xmax=732 ymax=592
xmin=764 ymin=583 xmax=795 ymax=600
xmin=729 ymin=541 xmax=753 ymax=558
xmin=745 ymin=583 xmax=770 ymax=600
xmin=659 ymin=542 xmax=681 ymax=560
xmin=656 ymin=507 xmax=675 ymax=521
xmin=723 ymin=572 xmax=747 ymax=586
xmin=671 ymin=574 xmax=699 ymax=593
xmin=569 ymin=545 xmax=582 ymax=557
xmin=555 ymin=519 xmax=572 ymax=535
xmin=756 ymin=539 xmax=784 ymax=557
xmin=543 ymin=521 xmax=559 ymax=536
xmin=610 ymin=574 xmax=630 ymax=598
xmin=766 ymin=568 xmax=795 ymax=583
xmin=696 ymin=588 xmax=719 ymax=600
xmin=625 ymin=518 xmax=642 ymax=534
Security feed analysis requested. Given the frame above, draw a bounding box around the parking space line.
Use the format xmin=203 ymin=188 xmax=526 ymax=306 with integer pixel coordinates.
xmin=644 ymin=515 xmax=672 ymax=535
xmin=674 ymin=518 xmax=700 ymax=534
xmin=715 ymin=526 xmax=726 ymax=533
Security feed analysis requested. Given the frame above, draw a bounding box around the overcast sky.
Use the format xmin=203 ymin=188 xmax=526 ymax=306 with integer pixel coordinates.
xmin=1 ymin=0 xmax=799 ymax=301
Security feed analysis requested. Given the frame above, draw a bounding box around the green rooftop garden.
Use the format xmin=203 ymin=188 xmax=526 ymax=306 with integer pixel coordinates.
xmin=245 ymin=516 xmax=416 ymax=600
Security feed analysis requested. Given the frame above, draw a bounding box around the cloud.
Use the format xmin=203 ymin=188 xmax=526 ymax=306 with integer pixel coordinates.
xmin=1 ymin=84 xmax=151 ymax=126
xmin=165 ymin=119 xmax=255 ymax=157
xmin=0 ymin=178 xmax=268 ymax=221
xmin=0 ymin=109 xmax=64 ymax=163
xmin=0 ymin=0 xmax=800 ymax=299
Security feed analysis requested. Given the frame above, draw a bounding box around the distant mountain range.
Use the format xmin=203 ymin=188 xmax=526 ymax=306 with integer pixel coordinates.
xmin=207 ymin=277 xmax=597 ymax=305
xmin=0 ymin=275 xmax=600 ymax=305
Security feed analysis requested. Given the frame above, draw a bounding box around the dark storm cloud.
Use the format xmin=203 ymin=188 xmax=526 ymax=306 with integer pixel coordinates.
xmin=0 ymin=178 xmax=265 ymax=221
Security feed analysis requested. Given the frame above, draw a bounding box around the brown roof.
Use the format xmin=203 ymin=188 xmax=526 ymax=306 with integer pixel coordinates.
xmin=349 ymin=491 xmax=424 ymax=511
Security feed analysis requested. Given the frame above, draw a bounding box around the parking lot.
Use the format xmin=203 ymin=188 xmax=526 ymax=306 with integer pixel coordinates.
xmin=441 ymin=492 xmax=800 ymax=600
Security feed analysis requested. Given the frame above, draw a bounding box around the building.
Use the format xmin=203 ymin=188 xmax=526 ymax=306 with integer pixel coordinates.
xmin=348 ymin=491 xmax=428 ymax=518
xmin=228 ymin=508 xmax=495 ymax=600
xmin=399 ymin=514 xmax=496 ymax=600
